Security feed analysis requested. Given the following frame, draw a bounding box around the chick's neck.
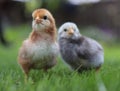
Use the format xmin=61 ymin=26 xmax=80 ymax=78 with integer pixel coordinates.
xmin=29 ymin=26 xmax=56 ymax=42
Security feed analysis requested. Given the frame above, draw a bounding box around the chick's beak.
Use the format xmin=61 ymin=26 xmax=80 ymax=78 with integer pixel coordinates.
xmin=68 ymin=29 xmax=74 ymax=35
xmin=35 ymin=17 xmax=42 ymax=24
xmin=35 ymin=19 xmax=41 ymax=24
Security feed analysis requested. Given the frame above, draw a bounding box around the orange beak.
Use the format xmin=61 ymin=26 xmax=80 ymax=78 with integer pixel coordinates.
xmin=35 ymin=17 xmax=41 ymax=24
xmin=68 ymin=29 xmax=74 ymax=35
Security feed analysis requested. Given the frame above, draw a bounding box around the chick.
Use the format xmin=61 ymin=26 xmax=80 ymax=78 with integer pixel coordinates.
xmin=58 ymin=22 xmax=104 ymax=72
xmin=18 ymin=9 xmax=59 ymax=78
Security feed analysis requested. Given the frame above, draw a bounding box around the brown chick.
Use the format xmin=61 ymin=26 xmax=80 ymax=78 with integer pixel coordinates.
xmin=18 ymin=9 xmax=59 ymax=79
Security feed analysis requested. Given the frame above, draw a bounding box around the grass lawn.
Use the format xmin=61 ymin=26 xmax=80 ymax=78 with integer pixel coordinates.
xmin=0 ymin=25 xmax=120 ymax=91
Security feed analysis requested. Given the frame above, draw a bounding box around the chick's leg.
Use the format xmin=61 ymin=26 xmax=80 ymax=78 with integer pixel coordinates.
xmin=95 ymin=65 xmax=101 ymax=73
xmin=21 ymin=65 xmax=30 ymax=83
xmin=19 ymin=59 xmax=31 ymax=83
xmin=43 ymin=57 xmax=57 ymax=72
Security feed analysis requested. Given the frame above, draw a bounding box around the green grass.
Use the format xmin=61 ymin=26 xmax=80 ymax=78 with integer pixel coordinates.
xmin=0 ymin=25 xmax=120 ymax=91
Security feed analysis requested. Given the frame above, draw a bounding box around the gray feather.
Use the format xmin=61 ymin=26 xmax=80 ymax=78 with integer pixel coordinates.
xmin=58 ymin=22 xmax=104 ymax=72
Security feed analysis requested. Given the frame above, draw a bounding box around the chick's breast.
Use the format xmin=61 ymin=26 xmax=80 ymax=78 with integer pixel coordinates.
xmin=59 ymin=39 xmax=78 ymax=66
xmin=21 ymin=39 xmax=58 ymax=69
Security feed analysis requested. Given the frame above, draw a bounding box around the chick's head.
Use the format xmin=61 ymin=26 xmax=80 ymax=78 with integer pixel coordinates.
xmin=32 ymin=9 xmax=55 ymax=31
xmin=58 ymin=22 xmax=81 ymax=40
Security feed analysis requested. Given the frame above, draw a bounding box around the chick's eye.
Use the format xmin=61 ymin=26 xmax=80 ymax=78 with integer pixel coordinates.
xmin=64 ymin=29 xmax=67 ymax=32
xmin=43 ymin=15 xmax=47 ymax=20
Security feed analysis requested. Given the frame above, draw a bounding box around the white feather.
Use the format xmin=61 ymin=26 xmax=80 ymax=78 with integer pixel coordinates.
xmin=22 ymin=39 xmax=58 ymax=68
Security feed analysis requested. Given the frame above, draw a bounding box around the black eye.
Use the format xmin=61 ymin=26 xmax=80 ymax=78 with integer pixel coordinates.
xmin=64 ymin=29 xmax=67 ymax=32
xmin=43 ymin=15 xmax=47 ymax=20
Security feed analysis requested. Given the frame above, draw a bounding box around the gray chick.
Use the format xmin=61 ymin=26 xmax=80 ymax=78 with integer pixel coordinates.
xmin=58 ymin=22 xmax=104 ymax=72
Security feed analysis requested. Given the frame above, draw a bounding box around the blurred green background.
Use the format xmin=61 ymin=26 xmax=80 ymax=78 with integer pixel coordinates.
xmin=0 ymin=0 xmax=120 ymax=91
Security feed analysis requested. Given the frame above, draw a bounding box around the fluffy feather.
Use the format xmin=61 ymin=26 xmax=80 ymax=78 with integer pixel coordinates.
xmin=18 ymin=9 xmax=59 ymax=76
xmin=58 ymin=22 xmax=104 ymax=72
